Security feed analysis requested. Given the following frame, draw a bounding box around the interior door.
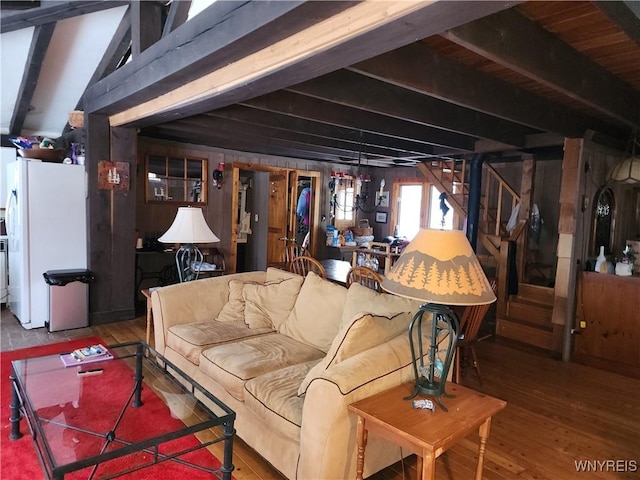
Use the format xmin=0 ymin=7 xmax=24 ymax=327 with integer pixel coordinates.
xmin=290 ymin=171 xmax=321 ymax=255
xmin=267 ymin=171 xmax=289 ymax=266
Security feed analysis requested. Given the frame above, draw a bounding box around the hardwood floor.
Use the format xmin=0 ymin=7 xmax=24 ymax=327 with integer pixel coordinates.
xmin=2 ymin=306 xmax=638 ymax=479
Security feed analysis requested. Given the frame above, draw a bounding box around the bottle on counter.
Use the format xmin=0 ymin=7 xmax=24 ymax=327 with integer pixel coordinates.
xmin=595 ymin=246 xmax=607 ymax=273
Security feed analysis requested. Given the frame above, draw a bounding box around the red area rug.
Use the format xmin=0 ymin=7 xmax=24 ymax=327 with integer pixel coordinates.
xmin=1 ymin=337 xmax=226 ymax=479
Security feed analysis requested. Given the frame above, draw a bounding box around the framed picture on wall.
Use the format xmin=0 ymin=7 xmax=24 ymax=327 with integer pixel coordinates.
xmin=375 ymin=211 xmax=388 ymax=224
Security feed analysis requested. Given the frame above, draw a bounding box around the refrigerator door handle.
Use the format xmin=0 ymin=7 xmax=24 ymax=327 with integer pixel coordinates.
xmin=5 ymin=189 xmax=17 ymax=237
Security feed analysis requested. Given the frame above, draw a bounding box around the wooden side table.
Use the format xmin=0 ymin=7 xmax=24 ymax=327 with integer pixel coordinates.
xmin=141 ymin=288 xmax=153 ymax=346
xmin=348 ymin=382 xmax=506 ymax=480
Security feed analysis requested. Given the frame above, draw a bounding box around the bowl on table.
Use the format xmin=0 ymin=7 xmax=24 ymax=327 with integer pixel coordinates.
xmin=18 ymin=148 xmax=67 ymax=163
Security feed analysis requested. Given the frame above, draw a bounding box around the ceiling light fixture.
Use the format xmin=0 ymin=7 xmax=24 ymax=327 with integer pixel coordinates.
xmin=608 ymin=129 xmax=640 ymax=184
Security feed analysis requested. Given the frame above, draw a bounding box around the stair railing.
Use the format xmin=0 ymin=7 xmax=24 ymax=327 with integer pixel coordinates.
xmin=418 ymin=159 xmax=525 ymax=315
xmin=482 ymin=163 xmax=520 ymax=237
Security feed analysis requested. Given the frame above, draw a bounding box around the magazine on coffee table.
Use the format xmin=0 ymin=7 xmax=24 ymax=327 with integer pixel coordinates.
xmin=60 ymin=344 xmax=114 ymax=367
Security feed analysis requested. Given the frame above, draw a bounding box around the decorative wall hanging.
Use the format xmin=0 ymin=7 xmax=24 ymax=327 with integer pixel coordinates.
xmin=98 ymin=161 xmax=130 ymax=190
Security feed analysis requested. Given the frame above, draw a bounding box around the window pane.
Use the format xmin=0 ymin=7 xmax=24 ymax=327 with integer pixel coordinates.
xmin=397 ymin=185 xmax=422 ymax=240
xmin=428 ymin=186 xmax=453 ymax=230
xmin=186 ymin=159 xmax=202 ymax=179
xmin=335 ymin=182 xmax=355 ymax=223
xmin=148 ymin=155 xmax=166 ymax=175
xmin=344 ymin=186 xmax=354 ymax=221
xmin=168 ymin=157 xmax=184 ymax=178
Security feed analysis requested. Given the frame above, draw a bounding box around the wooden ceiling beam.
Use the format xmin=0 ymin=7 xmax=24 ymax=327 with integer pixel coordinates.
xmin=86 ymin=1 xmax=352 ymax=115
xmin=9 ymin=23 xmax=55 ymax=136
xmin=95 ymin=1 xmax=518 ymax=127
xmin=350 ymin=42 xmax=621 ymax=139
xmin=205 ymin=105 xmax=438 ymax=157
xmin=288 ymin=69 xmax=536 ymax=148
xmin=596 ymin=1 xmax=640 ymax=46
xmin=241 ymin=91 xmax=477 ymax=152
xmin=1 ymin=1 xmax=129 ymax=32
xmin=443 ymin=9 xmax=640 ymax=127
xmin=131 ymin=0 xmax=163 ymax=56
xmin=143 ymin=125 xmax=347 ymax=164
xmin=162 ymin=0 xmax=191 ymax=37
xmin=170 ymin=115 xmax=414 ymax=160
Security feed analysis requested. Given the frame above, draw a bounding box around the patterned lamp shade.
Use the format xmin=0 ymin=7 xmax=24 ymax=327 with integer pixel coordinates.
xmin=382 ymin=228 xmax=496 ymax=306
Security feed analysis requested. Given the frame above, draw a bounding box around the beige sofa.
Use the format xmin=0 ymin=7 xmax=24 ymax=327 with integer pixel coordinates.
xmin=151 ymin=267 xmax=431 ymax=479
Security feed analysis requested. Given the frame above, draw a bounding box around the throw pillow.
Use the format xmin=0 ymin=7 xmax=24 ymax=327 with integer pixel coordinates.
xmin=243 ymin=276 xmax=304 ymax=329
xmin=216 ymin=279 xmax=247 ymax=323
xmin=279 ymin=271 xmax=347 ymax=352
xmin=340 ymin=282 xmax=420 ymax=327
xmin=297 ymin=312 xmax=411 ymax=396
xmin=265 ymin=267 xmax=303 ymax=283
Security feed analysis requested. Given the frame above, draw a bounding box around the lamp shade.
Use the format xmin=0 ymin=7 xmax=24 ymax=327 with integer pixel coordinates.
xmin=158 ymin=207 xmax=220 ymax=244
xmin=382 ymin=228 xmax=496 ymax=306
xmin=607 ymin=156 xmax=640 ymax=184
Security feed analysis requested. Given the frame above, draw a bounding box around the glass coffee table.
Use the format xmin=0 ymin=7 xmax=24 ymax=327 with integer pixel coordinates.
xmin=10 ymin=341 xmax=235 ymax=480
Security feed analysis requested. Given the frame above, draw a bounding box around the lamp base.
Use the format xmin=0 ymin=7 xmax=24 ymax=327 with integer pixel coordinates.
xmin=403 ymin=379 xmax=455 ymax=412
xmin=175 ymin=243 xmax=204 ymax=282
xmin=405 ymin=303 xmax=459 ymax=412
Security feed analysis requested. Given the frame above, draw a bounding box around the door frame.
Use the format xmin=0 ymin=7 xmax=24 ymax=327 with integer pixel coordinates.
xmin=229 ymin=163 xmax=321 ymax=273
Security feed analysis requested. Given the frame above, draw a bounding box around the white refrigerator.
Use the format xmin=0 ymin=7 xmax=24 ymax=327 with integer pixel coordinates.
xmin=5 ymin=159 xmax=87 ymax=329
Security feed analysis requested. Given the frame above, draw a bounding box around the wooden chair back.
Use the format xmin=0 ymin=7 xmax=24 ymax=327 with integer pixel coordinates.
xmin=454 ymin=279 xmax=497 ymax=385
xmin=458 ymin=279 xmax=497 ymax=343
xmin=345 ymin=266 xmax=384 ymax=292
xmin=283 ymin=242 xmax=307 ymax=264
xmin=289 ymin=255 xmax=327 ymax=279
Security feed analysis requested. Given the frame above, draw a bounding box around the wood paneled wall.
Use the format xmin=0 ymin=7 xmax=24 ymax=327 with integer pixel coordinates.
xmin=136 ymin=137 xmax=371 ymax=269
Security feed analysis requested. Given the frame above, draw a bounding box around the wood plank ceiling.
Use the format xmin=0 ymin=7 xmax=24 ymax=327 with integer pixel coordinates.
xmin=2 ymin=1 xmax=640 ymax=168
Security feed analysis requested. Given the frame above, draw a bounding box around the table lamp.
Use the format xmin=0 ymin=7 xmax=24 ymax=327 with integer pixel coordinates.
xmin=158 ymin=207 xmax=220 ymax=282
xmin=381 ymin=228 xmax=496 ymax=411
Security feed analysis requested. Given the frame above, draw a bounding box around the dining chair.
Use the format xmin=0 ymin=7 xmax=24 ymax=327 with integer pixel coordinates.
xmin=283 ymin=242 xmax=307 ymax=265
xmin=345 ymin=266 xmax=384 ymax=292
xmin=454 ymin=279 xmax=497 ymax=387
xmin=289 ymin=255 xmax=327 ymax=279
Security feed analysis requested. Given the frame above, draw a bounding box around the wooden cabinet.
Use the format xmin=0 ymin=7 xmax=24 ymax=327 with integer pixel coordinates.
xmin=573 ymin=272 xmax=640 ymax=378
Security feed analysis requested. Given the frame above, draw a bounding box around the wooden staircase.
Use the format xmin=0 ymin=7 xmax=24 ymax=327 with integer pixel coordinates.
xmin=496 ymin=283 xmax=555 ymax=350
xmin=417 ymin=159 xmax=557 ymax=352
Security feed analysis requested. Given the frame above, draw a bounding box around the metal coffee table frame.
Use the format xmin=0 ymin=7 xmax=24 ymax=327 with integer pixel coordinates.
xmin=10 ymin=341 xmax=235 ymax=480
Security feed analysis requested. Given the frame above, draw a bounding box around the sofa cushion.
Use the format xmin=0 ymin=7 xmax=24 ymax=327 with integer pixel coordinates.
xmin=244 ymin=362 xmax=314 ymax=442
xmin=297 ymin=312 xmax=411 ymax=395
xmin=279 ymin=272 xmax=347 ymax=352
xmin=243 ymin=276 xmax=304 ymax=330
xmin=166 ymin=320 xmax=273 ymax=366
xmin=341 ymin=282 xmax=420 ymax=326
xmin=199 ymin=333 xmax=325 ymax=401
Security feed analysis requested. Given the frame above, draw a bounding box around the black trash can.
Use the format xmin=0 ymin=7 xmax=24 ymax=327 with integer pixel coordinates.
xmin=43 ymin=269 xmax=94 ymax=332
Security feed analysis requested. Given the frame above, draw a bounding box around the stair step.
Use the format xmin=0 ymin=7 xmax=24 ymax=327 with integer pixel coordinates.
xmin=517 ymin=283 xmax=554 ymax=306
xmin=496 ymin=317 xmax=553 ymax=350
xmin=507 ymin=298 xmax=553 ymax=326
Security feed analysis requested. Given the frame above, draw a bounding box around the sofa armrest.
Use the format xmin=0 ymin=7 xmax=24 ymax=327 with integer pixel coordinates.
xmin=151 ymin=271 xmax=266 ymax=354
xmin=297 ymin=334 xmax=417 ymax=480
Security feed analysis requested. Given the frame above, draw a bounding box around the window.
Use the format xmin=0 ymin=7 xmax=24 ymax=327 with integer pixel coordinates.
xmin=396 ymin=184 xmax=424 ymax=240
xmin=394 ymin=182 xmax=453 ymax=241
xmin=332 ymin=176 xmax=358 ymax=229
xmin=428 ymin=186 xmax=453 ymax=230
xmin=146 ymin=155 xmax=207 ymax=204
